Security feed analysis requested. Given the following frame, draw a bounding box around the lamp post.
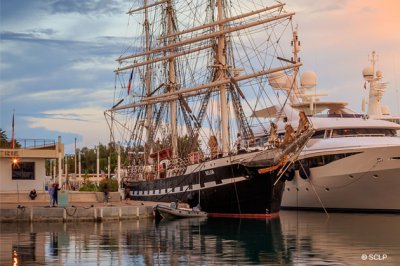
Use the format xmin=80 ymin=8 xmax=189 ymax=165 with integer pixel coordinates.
xmin=117 ymin=142 xmax=121 ymax=193
xmin=78 ymin=148 xmax=81 ymax=181
xmin=58 ymin=136 xmax=62 ymax=186
xmin=96 ymin=145 xmax=100 ymax=186
xmin=107 ymin=155 xmax=111 ymax=179
xmin=64 ymin=154 xmax=68 ymax=188
xmin=74 ymin=137 xmax=77 ymax=179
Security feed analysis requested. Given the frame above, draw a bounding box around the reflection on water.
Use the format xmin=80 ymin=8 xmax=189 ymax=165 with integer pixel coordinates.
xmin=1 ymin=211 xmax=399 ymax=265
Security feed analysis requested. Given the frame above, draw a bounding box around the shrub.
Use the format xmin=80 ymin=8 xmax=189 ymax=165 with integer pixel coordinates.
xmin=79 ymin=184 xmax=97 ymax=191
xmin=99 ymin=179 xmax=118 ymax=192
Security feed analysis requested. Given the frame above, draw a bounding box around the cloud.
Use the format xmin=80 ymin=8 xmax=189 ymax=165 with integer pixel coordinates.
xmin=9 ymin=87 xmax=112 ymax=107
xmin=0 ymin=62 xmax=11 ymax=71
xmin=0 ymin=77 xmax=44 ymax=99
xmin=48 ymin=0 xmax=125 ymax=15
xmin=307 ymin=2 xmax=348 ymax=14
xmin=26 ymin=106 xmax=110 ymax=150
xmin=70 ymin=56 xmax=116 ymax=71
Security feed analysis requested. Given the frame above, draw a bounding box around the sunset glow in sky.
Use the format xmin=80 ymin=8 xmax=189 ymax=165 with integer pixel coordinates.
xmin=1 ymin=0 xmax=399 ymax=153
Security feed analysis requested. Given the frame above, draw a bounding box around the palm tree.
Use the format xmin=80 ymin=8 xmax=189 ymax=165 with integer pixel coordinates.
xmin=0 ymin=129 xmax=9 ymax=148
xmin=0 ymin=129 xmax=20 ymax=148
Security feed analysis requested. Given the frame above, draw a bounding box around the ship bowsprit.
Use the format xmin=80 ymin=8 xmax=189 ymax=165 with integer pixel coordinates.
xmin=236 ymin=128 xmax=315 ymax=168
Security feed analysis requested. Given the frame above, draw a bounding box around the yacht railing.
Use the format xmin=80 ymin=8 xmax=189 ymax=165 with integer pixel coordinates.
xmin=331 ymin=134 xmax=386 ymax=138
xmin=313 ymin=113 xmax=366 ymax=118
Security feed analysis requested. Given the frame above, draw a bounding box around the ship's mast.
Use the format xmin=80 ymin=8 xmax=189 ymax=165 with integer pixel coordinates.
xmin=290 ymin=29 xmax=300 ymax=104
xmin=144 ymin=0 xmax=152 ymax=163
xmin=167 ymin=0 xmax=178 ymax=158
xmin=216 ymin=0 xmax=230 ymax=155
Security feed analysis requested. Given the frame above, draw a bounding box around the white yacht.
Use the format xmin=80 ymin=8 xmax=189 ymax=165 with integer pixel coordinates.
xmin=251 ymin=41 xmax=400 ymax=212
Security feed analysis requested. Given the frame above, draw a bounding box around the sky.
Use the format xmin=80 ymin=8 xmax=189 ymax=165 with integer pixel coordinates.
xmin=1 ymin=0 xmax=399 ymax=154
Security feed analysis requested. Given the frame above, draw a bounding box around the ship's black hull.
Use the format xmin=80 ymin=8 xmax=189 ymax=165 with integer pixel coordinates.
xmin=127 ymin=161 xmax=286 ymax=217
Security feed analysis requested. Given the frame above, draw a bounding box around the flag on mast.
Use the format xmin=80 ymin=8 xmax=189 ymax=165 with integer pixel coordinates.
xmin=127 ymin=69 xmax=133 ymax=95
xmin=11 ymin=111 xmax=15 ymax=149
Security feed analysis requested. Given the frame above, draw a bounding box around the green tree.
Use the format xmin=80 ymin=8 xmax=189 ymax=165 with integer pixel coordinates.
xmin=0 ymin=129 xmax=7 ymax=148
xmin=99 ymin=179 xmax=118 ymax=192
xmin=0 ymin=129 xmax=20 ymax=148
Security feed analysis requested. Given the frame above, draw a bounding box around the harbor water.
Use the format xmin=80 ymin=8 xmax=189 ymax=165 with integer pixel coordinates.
xmin=1 ymin=211 xmax=399 ymax=265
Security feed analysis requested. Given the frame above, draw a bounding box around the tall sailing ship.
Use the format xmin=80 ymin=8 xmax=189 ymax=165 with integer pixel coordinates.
xmin=104 ymin=0 xmax=312 ymax=218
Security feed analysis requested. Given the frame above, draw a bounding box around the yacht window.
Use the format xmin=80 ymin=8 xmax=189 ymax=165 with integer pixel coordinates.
xmin=326 ymin=130 xmax=332 ymax=138
xmin=300 ymin=152 xmax=361 ymax=168
xmin=332 ymin=129 xmax=344 ymax=137
xmin=311 ymin=130 xmax=325 ymax=139
xmin=330 ymin=128 xmax=395 ymax=137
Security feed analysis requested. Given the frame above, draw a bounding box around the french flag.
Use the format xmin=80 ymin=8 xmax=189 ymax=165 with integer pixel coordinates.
xmin=127 ymin=69 xmax=133 ymax=95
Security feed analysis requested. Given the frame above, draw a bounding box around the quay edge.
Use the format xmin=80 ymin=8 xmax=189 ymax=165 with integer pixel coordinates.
xmin=0 ymin=203 xmax=155 ymax=223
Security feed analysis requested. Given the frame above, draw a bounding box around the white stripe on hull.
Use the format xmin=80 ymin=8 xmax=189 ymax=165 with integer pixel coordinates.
xmin=134 ymin=176 xmax=247 ymax=197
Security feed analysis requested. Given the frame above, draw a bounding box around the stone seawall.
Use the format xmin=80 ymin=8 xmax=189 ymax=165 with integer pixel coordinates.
xmin=0 ymin=204 xmax=154 ymax=223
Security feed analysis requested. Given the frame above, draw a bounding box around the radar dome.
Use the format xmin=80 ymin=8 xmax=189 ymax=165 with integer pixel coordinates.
xmin=268 ymin=71 xmax=290 ymax=89
xmin=362 ymin=66 xmax=374 ymax=81
xmin=376 ymin=70 xmax=383 ymax=78
xmin=381 ymin=105 xmax=391 ymax=115
xmin=300 ymin=71 xmax=317 ymax=89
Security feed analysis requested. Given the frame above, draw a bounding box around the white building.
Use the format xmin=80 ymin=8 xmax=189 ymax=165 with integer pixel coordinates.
xmin=0 ymin=138 xmax=64 ymax=192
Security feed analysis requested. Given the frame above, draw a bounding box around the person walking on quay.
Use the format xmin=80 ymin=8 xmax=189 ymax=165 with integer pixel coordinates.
xmin=49 ymin=184 xmax=55 ymax=207
xmin=124 ymin=186 xmax=131 ymax=204
xmin=103 ymin=184 xmax=110 ymax=205
xmin=53 ymin=184 xmax=60 ymax=207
